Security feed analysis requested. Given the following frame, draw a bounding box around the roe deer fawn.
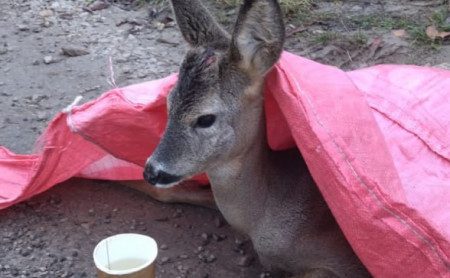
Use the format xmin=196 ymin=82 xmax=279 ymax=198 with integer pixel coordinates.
xmin=139 ymin=0 xmax=372 ymax=277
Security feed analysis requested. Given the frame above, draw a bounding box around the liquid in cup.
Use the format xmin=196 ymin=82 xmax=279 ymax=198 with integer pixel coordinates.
xmin=93 ymin=233 xmax=158 ymax=278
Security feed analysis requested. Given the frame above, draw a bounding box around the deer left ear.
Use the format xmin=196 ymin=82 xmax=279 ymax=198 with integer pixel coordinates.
xmin=170 ymin=0 xmax=230 ymax=49
xmin=229 ymin=0 xmax=285 ymax=76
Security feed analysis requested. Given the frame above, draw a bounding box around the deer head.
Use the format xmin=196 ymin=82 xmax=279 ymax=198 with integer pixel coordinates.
xmin=144 ymin=0 xmax=285 ymax=187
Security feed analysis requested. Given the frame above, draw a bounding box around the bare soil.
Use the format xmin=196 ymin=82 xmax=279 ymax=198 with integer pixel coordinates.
xmin=0 ymin=0 xmax=449 ymax=277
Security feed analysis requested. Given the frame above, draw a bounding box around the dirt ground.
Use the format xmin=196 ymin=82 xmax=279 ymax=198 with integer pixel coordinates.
xmin=0 ymin=0 xmax=449 ymax=277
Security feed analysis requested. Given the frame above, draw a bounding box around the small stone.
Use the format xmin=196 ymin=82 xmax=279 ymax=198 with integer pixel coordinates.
xmin=212 ymin=234 xmax=227 ymax=242
xmin=42 ymin=20 xmax=52 ymax=28
xmin=39 ymin=10 xmax=54 ymax=18
xmin=237 ymin=255 xmax=254 ymax=267
xmin=31 ymin=94 xmax=41 ymax=102
xmin=61 ymin=270 xmax=71 ymax=277
xmin=80 ymin=22 xmax=91 ymax=29
xmin=160 ymin=244 xmax=168 ymax=250
xmin=32 ymin=59 xmax=40 ymax=65
xmin=0 ymin=46 xmax=7 ymax=55
xmin=32 ymin=27 xmax=42 ymax=33
xmin=234 ymin=238 xmax=244 ymax=247
xmin=349 ymin=5 xmax=363 ymax=12
xmin=31 ymin=239 xmax=43 ymax=248
xmin=160 ymin=256 xmax=170 ymax=264
xmin=18 ymin=24 xmax=29 ymax=31
xmin=88 ymin=1 xmax=110 ymax=12
xmin=51 ymin=2 xmax=60 ymax=10
xmin=214 ymin=217 xmax=223 ymax=228
xmin=194 ymin=246 xmax=204 ymax=254
xmin=36 ymin=111 xmax=47 ymax=121
xmin=43 ymin=56 xmax=53 ymax=64
xmin=201 ymin=233 xmax=209 ymax=240
xmin=20 ymin=248 xmax=32 ymax=257
xmin=179 ymin=254 xmax=188 ymax=259
xmin=154 ymin=217 xmax=169 ymax=222
xmin=137 ymin=70 xmax=149 ymax=79
xmin=11 ymin=267 xmax=19 ymax=276
xmin=61 ymin=46 xmax=90 ymax=57
xmin=122 ymin=66 xmax=132 ymax=74
xmin=205 ymin=254 xmax=216 ymax=263
xmin=200 ymin=233 xmax=210 ymax=246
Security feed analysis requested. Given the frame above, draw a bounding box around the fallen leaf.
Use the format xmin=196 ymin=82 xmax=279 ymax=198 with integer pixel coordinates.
xmin=440 ymin=31 xmax=450 ymax=38
xmin=392 ymin=29 xmax=406 ymax=38
xmin=426 ymin=26 xmax=440 ymax=40
xmin=426 ymin=26 xmax=450 ymax=40
xmin=368 ymin=36 xmax=383 ymax=57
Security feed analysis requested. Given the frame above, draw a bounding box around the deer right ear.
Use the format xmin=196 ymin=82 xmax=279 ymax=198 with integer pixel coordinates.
xmin=169 ymin=0 xmax=230 ymax=48
xmin=230 ymin=0 xmax=285 ymax=76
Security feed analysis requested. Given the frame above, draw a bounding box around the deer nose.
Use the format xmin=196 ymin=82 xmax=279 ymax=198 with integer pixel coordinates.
xmin=143 ymin=163 xmax=159 ymax=185
xmin=143 ymin=163 xmax=181 ymax=186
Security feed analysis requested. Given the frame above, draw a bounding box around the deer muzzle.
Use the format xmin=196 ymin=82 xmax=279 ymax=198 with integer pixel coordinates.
xmin=143 ymin=162 xmax=182 ymax=186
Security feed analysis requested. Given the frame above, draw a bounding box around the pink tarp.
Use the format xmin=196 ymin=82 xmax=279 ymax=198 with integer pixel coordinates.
xmin=1 ymin=51 xmax=449 ymax=277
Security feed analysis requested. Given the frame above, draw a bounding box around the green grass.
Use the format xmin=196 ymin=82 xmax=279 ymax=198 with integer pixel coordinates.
xmin=214 ymin=0 xmax=313 ymax=15
xmin=431 ymin=8 xmax=450 ymax=32
xmin=347 ymin=13 xmax=448 ymax=49
xmin=352 ymin=31 xmax=368 ymax=46
xmin=313 ymin=32 xmax=337 ymax=44
xmin=347 ymin=15 xmax=422 ymax=32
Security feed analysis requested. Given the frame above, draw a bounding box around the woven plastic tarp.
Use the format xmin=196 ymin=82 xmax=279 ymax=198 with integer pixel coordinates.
xmin=1 ymin=52 xmax=449 ymax=277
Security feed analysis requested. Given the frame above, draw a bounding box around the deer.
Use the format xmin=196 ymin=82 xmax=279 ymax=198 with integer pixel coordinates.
xmin=124 ymin=0 xmax=372 ymax=277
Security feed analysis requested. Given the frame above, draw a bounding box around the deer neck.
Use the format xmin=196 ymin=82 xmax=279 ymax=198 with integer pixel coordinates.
xmin=206 ymin=102 xmax=270 ymax=233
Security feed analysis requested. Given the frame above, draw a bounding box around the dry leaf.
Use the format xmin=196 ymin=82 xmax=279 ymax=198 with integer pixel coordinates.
xmin=440 ymin=31 xmax=450 ymax=39
xmin=426 ymin=26 xmax=440 ymax=39
xmin=369 ymin=36 xmax=383 ymax=56
xmin=426 ymin=26 xmax=450 ymax=40
xmin=392 ymin=29 xmax=406 ymax=37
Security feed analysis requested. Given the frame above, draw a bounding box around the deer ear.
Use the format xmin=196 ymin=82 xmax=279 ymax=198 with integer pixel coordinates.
xmin=230 ymin=0 xmax=285 ymax=76
xmin=170 ymin=0 xmax=230 ymax=48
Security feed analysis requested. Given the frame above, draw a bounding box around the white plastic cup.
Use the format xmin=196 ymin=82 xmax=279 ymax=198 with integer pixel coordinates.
xmin=93 ymin=233 xmax=158 ymax=278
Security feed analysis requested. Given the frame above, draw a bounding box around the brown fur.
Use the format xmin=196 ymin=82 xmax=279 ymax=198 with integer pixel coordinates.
xmin=142 ymin=1 xmax=372 ymax=277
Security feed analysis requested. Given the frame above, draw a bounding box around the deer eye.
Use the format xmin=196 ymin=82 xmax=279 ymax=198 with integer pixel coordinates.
xmin=195 ymin=114 xmax=216 ymax=128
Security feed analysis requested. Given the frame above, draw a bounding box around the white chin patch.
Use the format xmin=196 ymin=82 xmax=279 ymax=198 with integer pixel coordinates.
xmin=154 ymin=181 xmax=181 ymax=189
